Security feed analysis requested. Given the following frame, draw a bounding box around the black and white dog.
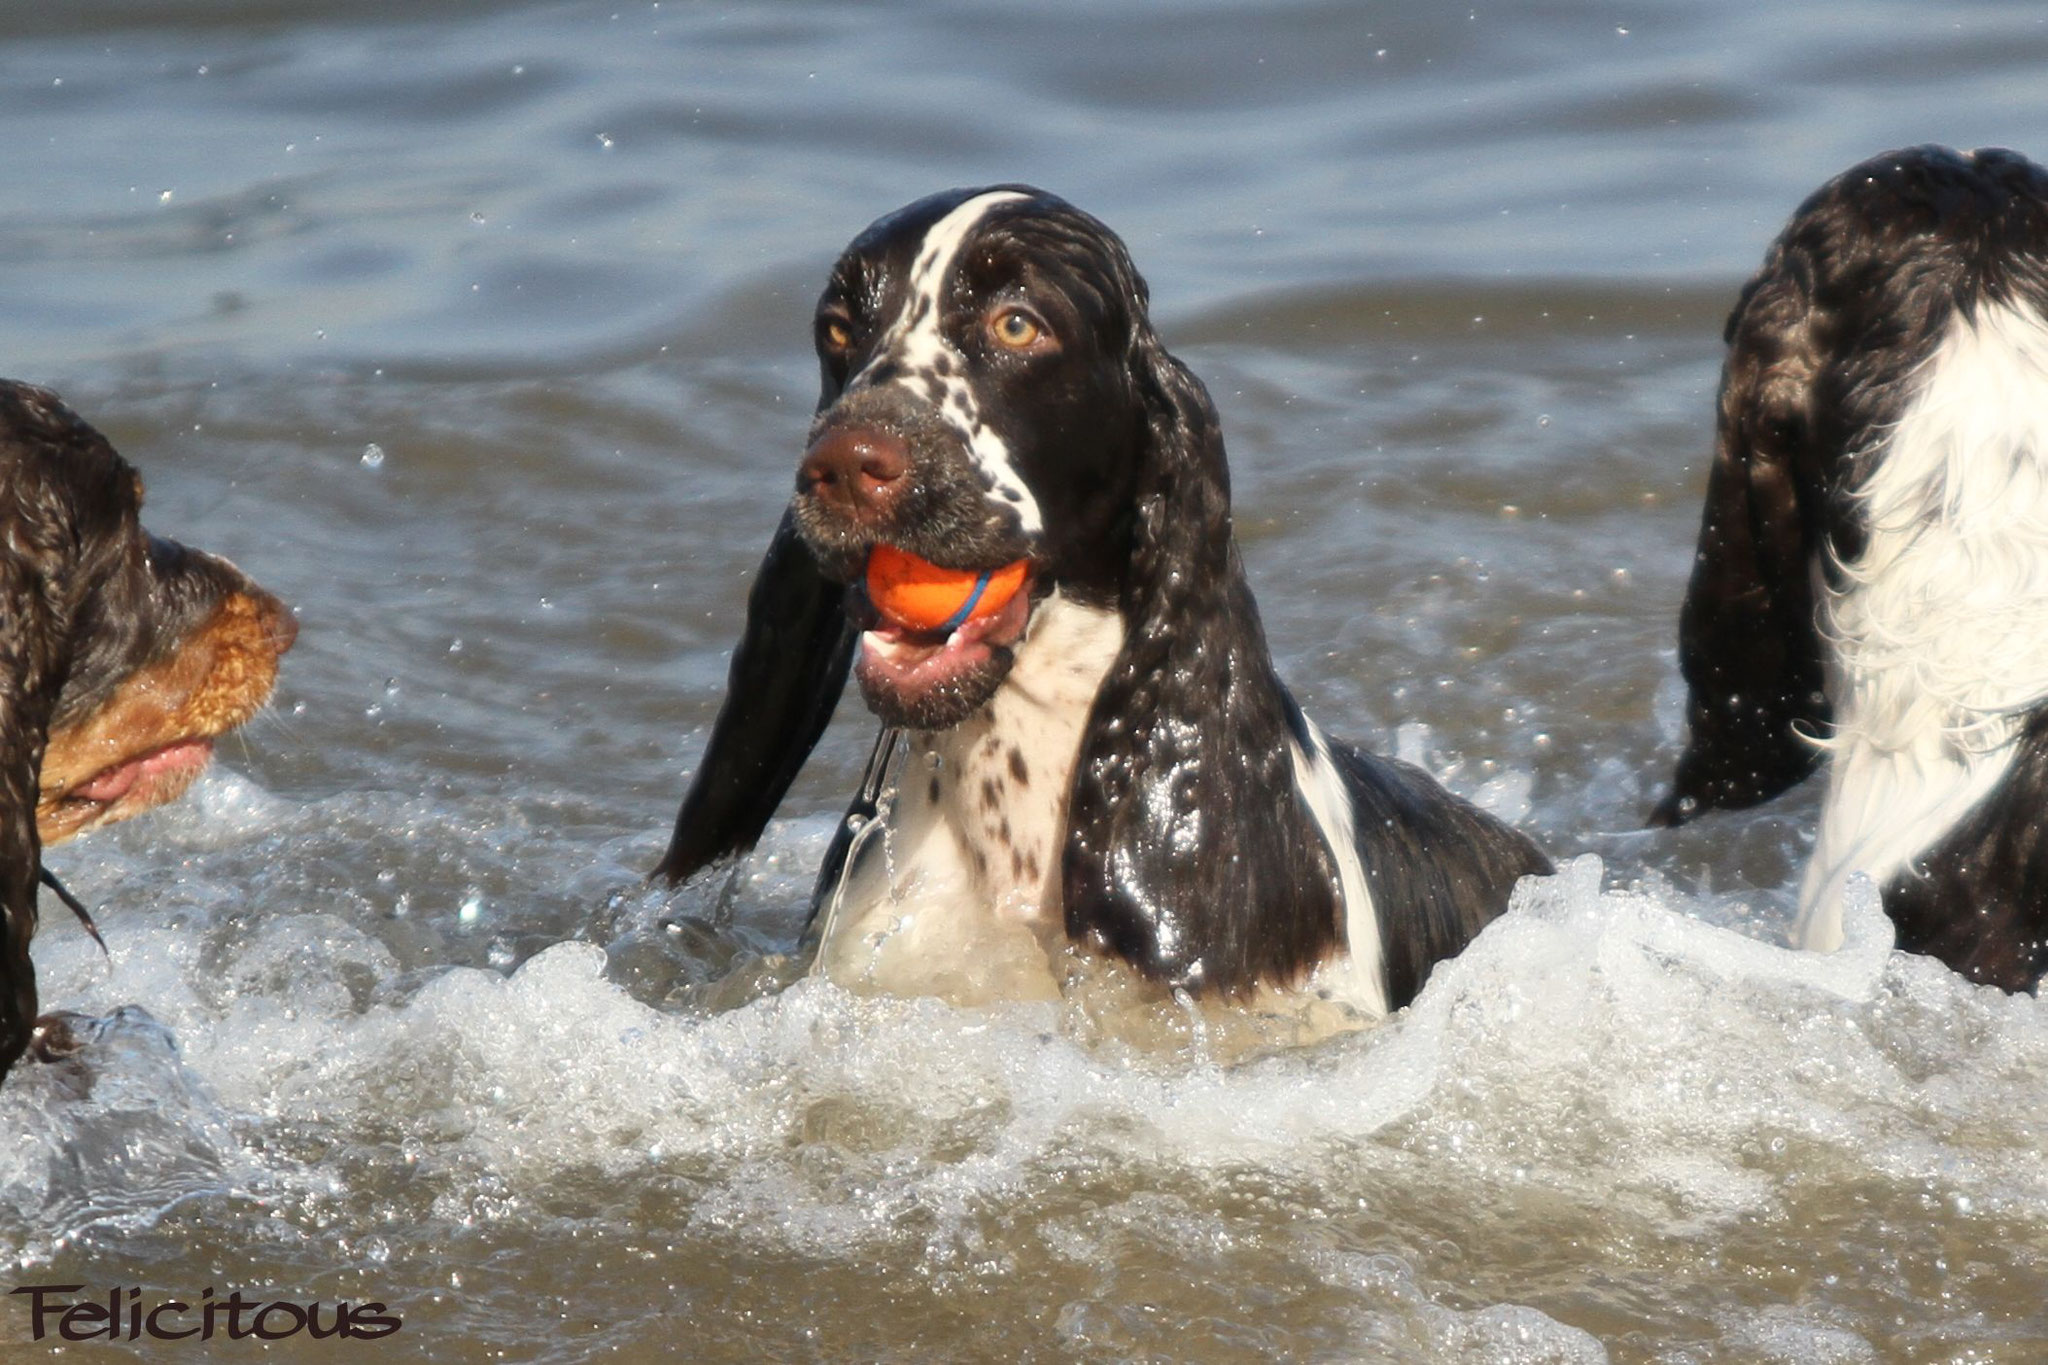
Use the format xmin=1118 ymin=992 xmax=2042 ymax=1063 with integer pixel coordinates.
xmin=1655 ymin=145 xmax=2048 ymax=990
xmin=657 ymin=187 xmax=1549 ymax=1014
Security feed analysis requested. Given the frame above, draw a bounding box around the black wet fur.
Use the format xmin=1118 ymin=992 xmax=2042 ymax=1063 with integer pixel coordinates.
xmin=662 ymin=187 xmax=1551 ymax=1001
xmin=652 ymin=509 xmax=857 ymax=882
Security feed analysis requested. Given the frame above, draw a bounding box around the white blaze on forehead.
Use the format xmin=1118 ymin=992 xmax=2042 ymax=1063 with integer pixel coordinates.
xmin=862 ymin=188 xmax=1044 ymax=537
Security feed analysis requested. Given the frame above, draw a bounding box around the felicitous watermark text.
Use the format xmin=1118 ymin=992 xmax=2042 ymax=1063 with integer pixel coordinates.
xmin=11 ymin=1284 xmax=401 ymax=1343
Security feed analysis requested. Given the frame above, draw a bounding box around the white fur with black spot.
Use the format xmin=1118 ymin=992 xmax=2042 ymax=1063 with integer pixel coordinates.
xmin=851 ymin=189 xmax=1044 ymax=536
xmin=813 ymin=592 xmax=1122 ymax=1000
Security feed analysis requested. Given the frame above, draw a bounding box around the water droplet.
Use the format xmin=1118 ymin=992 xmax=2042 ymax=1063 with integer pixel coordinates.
xmin=360 ymin=443 xmax=385 ymax=469
xmin=459 ymin=892 xmax=483 ymax=924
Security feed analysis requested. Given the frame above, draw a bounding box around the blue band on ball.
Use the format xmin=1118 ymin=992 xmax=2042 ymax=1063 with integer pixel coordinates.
xmin=939 ymin=569 xmax=995 ymax=632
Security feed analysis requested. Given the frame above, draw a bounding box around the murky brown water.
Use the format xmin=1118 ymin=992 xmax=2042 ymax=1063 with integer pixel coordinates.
xmin=4 ymin=1 xmax=2048 ymax=1360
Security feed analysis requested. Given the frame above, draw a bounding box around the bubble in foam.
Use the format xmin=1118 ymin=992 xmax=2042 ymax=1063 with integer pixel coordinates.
xmin=1328 ymin=1252 xmax=1609 ymax=1365
xmin=1472 ymin=766 xmax=1534 ymax=824
xmin=1717 ymin=1305 xmax=1878 ymax=1364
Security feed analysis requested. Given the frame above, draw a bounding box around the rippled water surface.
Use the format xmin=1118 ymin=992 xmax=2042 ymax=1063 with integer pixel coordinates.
xmin=6 ymin=1 xmax=2048 ymax=1360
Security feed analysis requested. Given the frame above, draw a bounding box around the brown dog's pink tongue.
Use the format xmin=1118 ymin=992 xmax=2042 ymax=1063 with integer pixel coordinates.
xmin=71 ymin=761 xmax=143 ymax=803
xmin=70 ymin=738 xmax=214 ymax=802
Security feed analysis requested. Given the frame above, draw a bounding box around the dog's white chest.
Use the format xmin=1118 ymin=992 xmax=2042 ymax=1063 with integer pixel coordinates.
xmin=1799 ymin=299 xmax=2048 ymax=946
xmin=813 ymin=595 xmax=1124 ymax=1001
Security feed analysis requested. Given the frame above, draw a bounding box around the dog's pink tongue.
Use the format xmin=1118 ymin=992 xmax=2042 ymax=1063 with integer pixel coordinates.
xmin=70 ymin=738 xmax=214 ymax=802
xmin=71 ymin=762 xmax=143 ymax=803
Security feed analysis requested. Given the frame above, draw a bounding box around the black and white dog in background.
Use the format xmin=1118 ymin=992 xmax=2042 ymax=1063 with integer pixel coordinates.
xmin=1655 ymin=145 xmax=2048 ymax=990
xmin=658 ymin=186 xmax=1549 ymax=1014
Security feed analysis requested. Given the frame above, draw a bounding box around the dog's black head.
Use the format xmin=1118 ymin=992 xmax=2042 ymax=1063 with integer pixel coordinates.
xmin=789 ymin=186 xmax=1166 ymax=729
xmin=659 ymin=190 xmax=1356 ymax=995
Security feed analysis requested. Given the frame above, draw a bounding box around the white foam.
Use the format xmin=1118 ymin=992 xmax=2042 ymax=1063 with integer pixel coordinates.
xmin=39 ymin=852 xmax=2014 ymax=1217
xmin=11 ymin=802 xmax=2048 ymax=1346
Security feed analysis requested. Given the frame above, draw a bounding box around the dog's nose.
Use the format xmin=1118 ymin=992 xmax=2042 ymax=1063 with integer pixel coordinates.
xmin=798 ymin=425 xmax=909 ymax=517
xmin=257 ymin=593 xmax=300 ymax=655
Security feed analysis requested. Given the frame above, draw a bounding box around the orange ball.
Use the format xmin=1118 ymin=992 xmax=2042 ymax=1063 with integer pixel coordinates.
xmin=866 ymin=545 xmax=1028 ymax=632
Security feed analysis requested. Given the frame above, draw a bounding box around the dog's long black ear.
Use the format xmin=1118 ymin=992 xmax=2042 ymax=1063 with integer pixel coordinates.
xmin=0 ymin=845 xmax=37 ymax=1088
xmin=0 ymin=564 xmax=50 ymax=1085
xmin=653 ymin=508 xmax=857 ymax=884
xmin=1061 ymin=337 xmax=1341 ymax=993
xmin=1651 ymin=248 xmax=1837 ymax=828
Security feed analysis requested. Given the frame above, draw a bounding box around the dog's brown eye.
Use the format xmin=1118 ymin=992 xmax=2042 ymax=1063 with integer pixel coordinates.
xmin=821 ymin=318 xmax=854 ymax=353
xmin=991 ymin=308 xmax=1043 ymax=350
